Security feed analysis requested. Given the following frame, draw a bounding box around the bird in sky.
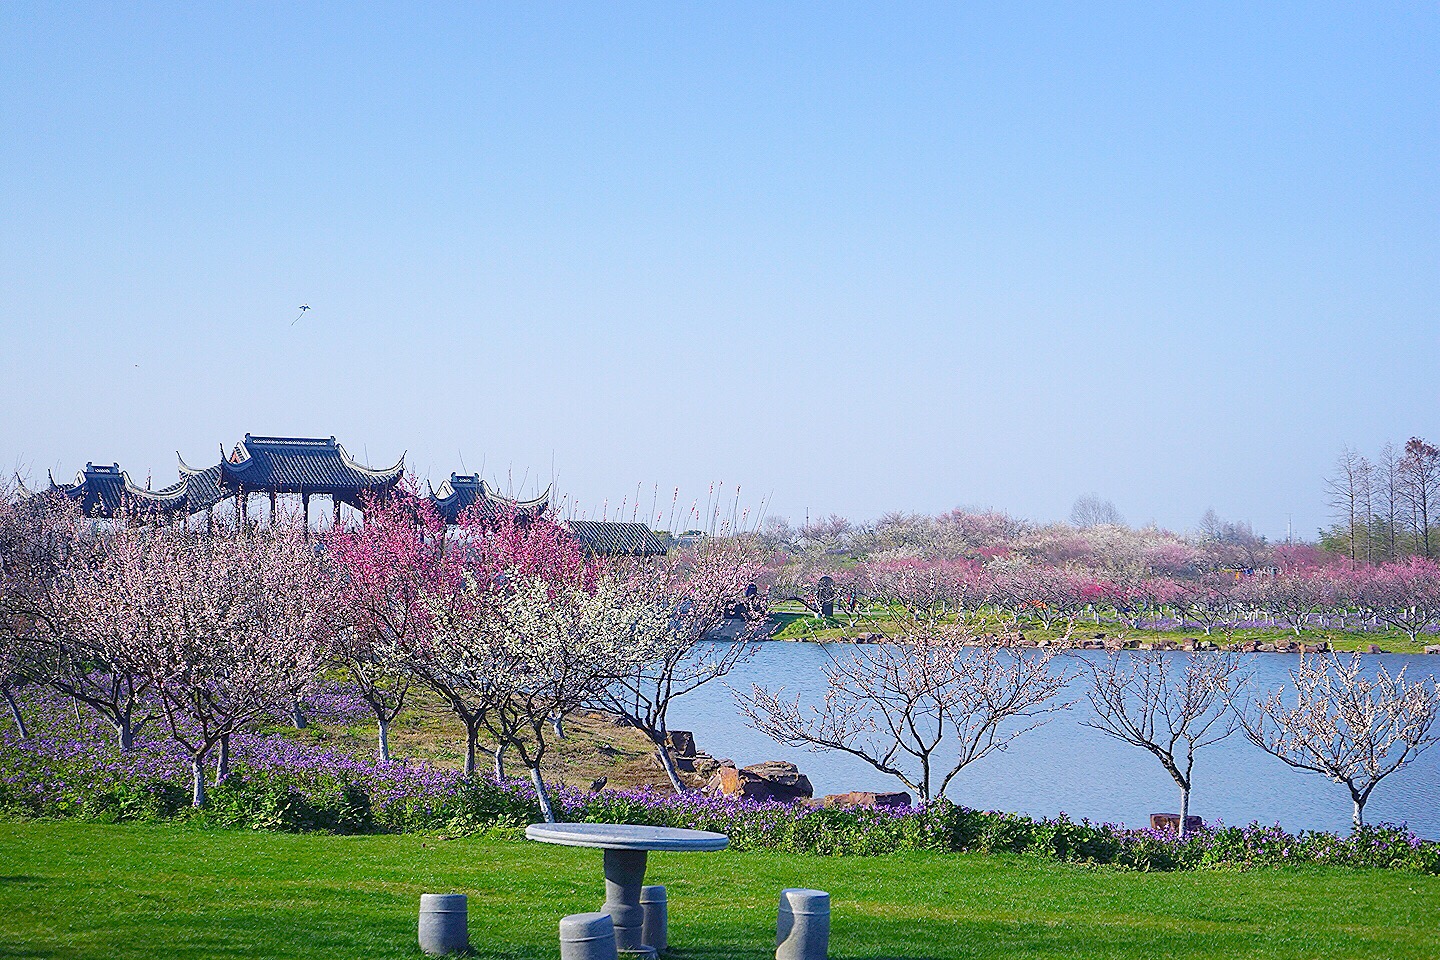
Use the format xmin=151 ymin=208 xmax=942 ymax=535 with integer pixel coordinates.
xmin=291 ymin=304 xmax=311 ymax=325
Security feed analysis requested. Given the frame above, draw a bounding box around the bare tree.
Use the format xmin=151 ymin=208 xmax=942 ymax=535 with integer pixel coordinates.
xmin=1377 ymin=442 xmax=1402 ymax=561
xmin=1399 ymin=437 xmax=1440 ymax=559
xmin=1238 ymin=652 xmax=1440 ymax=830
xmin=1326 ymin=446 xmax=1372 ymax=563
xmin=738 ymin=630 xmax=1074 ymax=802
xmin=1084 ymin=651 xmax=1245 ymax=836
xmin=1071 ymin=494 xmax=1123 ymax=529
xmin=1197 ymin=510 xmax=1268 ymax=570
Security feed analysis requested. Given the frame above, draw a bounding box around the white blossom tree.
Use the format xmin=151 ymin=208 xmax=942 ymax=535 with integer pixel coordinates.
xmin=1239 ymin=652 xmax=1440 ymax=829
xmin=112 ymin=524 xmax=332 ymax=805
xmin=1084 ymin=651 xmax=1245 ymax=835
xmin=738 ymin=630 xmax=1074 ymax=803
xmin=484 ymin=574 xmax=651 ymax=821
xmin=592 ymin=542 xmax=764 ymax=791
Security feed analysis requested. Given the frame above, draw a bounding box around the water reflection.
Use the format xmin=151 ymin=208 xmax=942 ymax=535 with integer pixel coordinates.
xmin=667 ymin=643 xmax=1440 ymax=838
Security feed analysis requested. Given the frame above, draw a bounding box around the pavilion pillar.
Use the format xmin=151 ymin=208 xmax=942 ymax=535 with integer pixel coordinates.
xmin=238 ymin=488 xmax=248 ymax=528
xmin=333 ymin=496 xmax=342 ymax=529
xmin=301 ymin=492 xmax=311 ymax=538
xmin=269 ymin=490 xmax=278 ymax=526
xmin=206 ymin=508 xmax=213 ymax=534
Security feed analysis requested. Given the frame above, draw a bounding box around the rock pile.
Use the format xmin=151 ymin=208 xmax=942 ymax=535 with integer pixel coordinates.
xmin=704 ymin=760 xmax=814 ymax=803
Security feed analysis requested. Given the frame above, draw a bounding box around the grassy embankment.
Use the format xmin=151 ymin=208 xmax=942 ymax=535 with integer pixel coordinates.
xmin=3 ymin=820 xmax=1438 ymax=960
xmin=767 ymin=605 xmax=1437 ymax=654
xmin=282 ymin=688 xmax=695 ymax=792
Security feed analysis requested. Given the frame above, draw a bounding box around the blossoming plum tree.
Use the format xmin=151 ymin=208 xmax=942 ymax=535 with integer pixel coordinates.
xmin=327 ymin=487 xmax=454 ymax=761
xmin=739 ymin=627 xmax=1074 ymax=803
xmin=107 ymin=523 xmax=332 ymax=806
xmin=1239 ymin=651 xmax=1440 ymax=829
xmin=1084 ymin=650 xmax=1246 ymax=836
xmin=592 ymin=539 xmax=764 ymax=791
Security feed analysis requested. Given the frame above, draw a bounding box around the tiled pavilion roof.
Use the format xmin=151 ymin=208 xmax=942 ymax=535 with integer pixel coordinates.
xmin=47 ymin=463 xmax=190 ymax=518
xmin=427 ymin=473 xmax=551 ymax=525
xmin=566 ymin=520 xmax=669 ymax=557
xmin=219 ymin=435 xmax=404 ymax=505
xmin=39 ymin=435 xmax=552 ymax=523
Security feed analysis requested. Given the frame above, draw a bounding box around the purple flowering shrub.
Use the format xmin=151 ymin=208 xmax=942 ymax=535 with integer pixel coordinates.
xmin=2 ymin=687 xmax=1437 ymax=873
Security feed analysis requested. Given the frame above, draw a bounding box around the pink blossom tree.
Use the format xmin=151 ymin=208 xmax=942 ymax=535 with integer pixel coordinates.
xmin=327 ymin=488 xmax=453 ymax=761
xmin=1356 ymin=558 xmax=1440 ymax=643
xmin=397 ymin=506 xmax=588 ymax=780
xmin=1241 ymin=570 xmax=1335 ymax=637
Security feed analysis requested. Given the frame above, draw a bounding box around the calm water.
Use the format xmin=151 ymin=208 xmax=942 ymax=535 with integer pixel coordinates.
xmin=668 ymin=643 xmax=1440 ymax=838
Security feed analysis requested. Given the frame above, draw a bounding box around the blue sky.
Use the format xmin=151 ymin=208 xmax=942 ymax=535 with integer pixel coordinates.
xmin=1 ymin=3 xmax=1436 ymax=537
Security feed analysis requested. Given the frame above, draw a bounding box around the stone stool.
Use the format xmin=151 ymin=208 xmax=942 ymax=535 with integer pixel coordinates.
xmin=776 ymin=888 xmax=830 ymax=960
xmin=418 ymin=893 xmax=468 ymax=956
xmin=560 ymin=911 xmax=620 ymax=960
xmin=640 ymin=885 xmax=668 ymax=952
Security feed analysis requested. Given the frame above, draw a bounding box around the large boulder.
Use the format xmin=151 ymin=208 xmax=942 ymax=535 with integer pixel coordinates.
xmin=664 ymin=730 xmax=696 ymax=758
xmin=704 ymin=760 xmax=813 ymax=803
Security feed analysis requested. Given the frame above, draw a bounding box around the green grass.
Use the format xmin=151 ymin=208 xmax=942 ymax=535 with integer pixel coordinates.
xmin=766 ymin=605 xmax=1434 ymax=653
xmin=3 ymin=821 xmax=1438 ymax=959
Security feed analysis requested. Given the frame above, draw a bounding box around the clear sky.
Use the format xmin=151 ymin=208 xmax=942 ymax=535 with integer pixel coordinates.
xmin=1 ymin=3 xmax=1436 ymax=538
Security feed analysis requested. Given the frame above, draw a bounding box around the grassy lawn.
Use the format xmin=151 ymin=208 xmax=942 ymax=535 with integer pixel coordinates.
xmin=767 ymin=606 xmax=1436 ymax=654
xmin=2 ymin=821 xmax=1438 ymax=959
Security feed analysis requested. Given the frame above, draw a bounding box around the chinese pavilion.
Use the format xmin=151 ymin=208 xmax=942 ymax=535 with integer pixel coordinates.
xmin=38 ymin=433 xmax=668 ymax=555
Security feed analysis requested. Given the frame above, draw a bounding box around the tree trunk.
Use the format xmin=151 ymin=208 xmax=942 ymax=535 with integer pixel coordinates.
xmin=4 ymin=690 xmax=26 ymax=739
xmin=493 ymin=742 xmax=507 ymax=781
xmin=291 ymin=700 xmax=307 ymax=730
xmin=1178 ymin=784 xmax=1191 ymax=838
xmin=1353 ymin=793 xmax=1365 ymax=831
xmin=530 ymin=766 xmax=557 ymax=823
xmin=550 ymin=713 xmax=566 ymax=740
xmin=377 ymin=718 xmax=390 ymax=762
xmin=115 ymin=718 xmax=134 ymax=752
xmin=463 ymin=723 xmax=478 ymax=777
xmin=654 ymin=739 xmax=687 ymax=793
xmin=214 ymin=734 xmax=230 ymax=784
xmin=191 ymin=757 xmax=208 ymax=808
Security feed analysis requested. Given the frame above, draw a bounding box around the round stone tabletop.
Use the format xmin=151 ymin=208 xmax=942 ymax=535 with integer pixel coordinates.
xmin=525 ymin=822 xmax=729 ymax=851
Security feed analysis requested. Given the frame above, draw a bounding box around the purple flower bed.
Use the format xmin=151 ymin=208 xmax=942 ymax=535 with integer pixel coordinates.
xmin=2 ymin=687 xmax=1436 ymax=873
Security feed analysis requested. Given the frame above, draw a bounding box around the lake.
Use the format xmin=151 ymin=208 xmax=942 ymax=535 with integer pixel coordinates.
xmin=667 ymin=642 xmax=1440 ymax=838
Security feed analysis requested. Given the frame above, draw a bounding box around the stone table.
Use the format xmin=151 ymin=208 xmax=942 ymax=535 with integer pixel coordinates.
xmin=526 ymin=822 xmax=729 ymax=954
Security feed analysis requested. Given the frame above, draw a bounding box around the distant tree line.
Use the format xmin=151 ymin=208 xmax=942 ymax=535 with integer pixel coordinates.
xmin=1323 ymin=437 xmax=1439 ymax=563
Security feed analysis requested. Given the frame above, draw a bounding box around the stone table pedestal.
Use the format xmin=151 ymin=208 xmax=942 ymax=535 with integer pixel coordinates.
xmin=527 ymin=822 xmax=729 ymax=955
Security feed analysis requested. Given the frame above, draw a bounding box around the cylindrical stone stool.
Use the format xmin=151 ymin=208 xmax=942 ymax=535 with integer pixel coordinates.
xmin=640 ymin=885 xmax=668 ymax=952
xmin=776 ymin=888 xmax=830 ymax=960
xmin=418 ymin=893 xmax=469 ymax=956
xmin=560 ymin=911 xmax=620 ymax=960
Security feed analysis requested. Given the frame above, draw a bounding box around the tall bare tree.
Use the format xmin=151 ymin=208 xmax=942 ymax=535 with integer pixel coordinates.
xmin=1377 ymin=442 xmax=1402 ymax=561
xmin=1238 ymin=652 xmax=1440 ymax=830
xmin=1400 ymin=437 xmax=1440 ymax=559
xmin=1071 ymin=493 xmax=1123 ymax=529
xmin=1325 ymin=446 xmax=1372 ymax=563
xmin=1084 ymin=651 xmax=1245 ymax=836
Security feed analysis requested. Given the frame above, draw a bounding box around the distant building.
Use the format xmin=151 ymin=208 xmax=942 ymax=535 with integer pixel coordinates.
xmin=39 ymin=434 xmax=539 ymax=526
xmin=35 ymin=435 xmax=667 ymax=558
